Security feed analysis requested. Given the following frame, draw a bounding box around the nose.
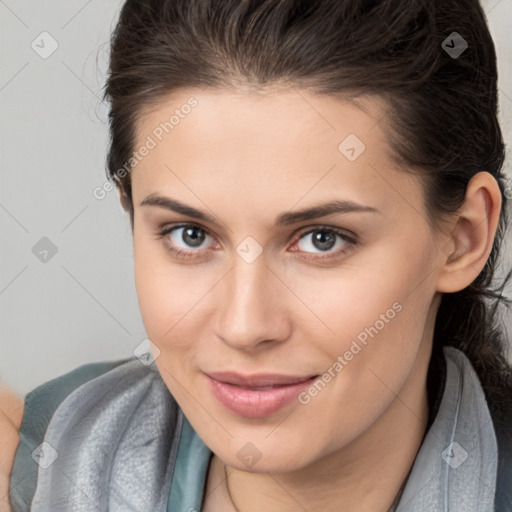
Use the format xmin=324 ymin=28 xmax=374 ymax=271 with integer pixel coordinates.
xmin=214 ymin=253 xmax=291 ymax=351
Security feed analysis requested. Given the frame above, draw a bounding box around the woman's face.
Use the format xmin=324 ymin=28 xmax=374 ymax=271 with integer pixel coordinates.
xmin=130 ymin=86 xmax=447 ymax=472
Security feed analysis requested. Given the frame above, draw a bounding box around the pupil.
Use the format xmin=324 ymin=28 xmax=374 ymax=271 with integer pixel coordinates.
xmin=313 ymin=231 xmax=335 ymax=251
xmin=183 ymin=227 xmax=205 ymax=247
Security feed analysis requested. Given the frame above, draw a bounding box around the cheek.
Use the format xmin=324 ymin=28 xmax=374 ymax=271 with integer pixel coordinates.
xmin=133 ymin=246 xmax=207 ymax=402
xmin=295 ymin=234 xmax=437 ymax=396
xmin=134 ymin=236 xmax=181 ymax=341
xmin=133 ymin=241 xmax=166 ymax=338
xmin=133 ymin=236 xmax=217 ymax=352
xmin=293 ymin=236 xmax=434 ymax=347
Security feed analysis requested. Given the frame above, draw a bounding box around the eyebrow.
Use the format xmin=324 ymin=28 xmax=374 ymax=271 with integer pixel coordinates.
xmin=140 ymin=193 xmax=380 ymax=229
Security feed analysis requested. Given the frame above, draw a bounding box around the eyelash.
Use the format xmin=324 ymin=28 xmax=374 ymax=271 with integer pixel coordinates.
xmin=155 ymin=223 xmax=358 ymax=262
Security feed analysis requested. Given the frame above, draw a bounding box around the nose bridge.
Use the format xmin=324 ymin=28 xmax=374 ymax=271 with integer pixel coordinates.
xmin=215 ymin=250 xmax=288 ymax=349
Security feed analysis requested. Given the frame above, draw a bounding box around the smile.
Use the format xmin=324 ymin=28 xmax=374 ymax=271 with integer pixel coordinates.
xmin=205 ymin=372 xmax=319 ymax=418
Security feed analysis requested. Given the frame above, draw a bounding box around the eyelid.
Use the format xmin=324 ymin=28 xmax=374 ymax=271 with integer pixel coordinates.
xmin=288 ymin=225 xmax=357 ymax=261
xmin=294 ymin=224 xmax=357 ymax=243
xmin=157 ymin=223 xmax=218 ymax=244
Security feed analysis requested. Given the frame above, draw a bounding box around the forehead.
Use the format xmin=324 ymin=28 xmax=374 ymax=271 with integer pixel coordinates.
xmin=133 ymin=86 xmax=390 ymax=156
xmin=130 ymin=87 xmax=420 ymax=219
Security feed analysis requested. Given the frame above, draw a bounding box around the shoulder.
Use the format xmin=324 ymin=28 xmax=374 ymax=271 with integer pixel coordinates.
xmin=458 ymin=347 xmax=512 ymax=510
xmin=8 ymin=358 xmax=132 ymax=512
xmin=441 ymin=346 xmax=512 ymax=509
xmin=486 ymin=379 xmax=512 ymax=511
xmin=23 ymin=359 xmax=131 ymax=430
xmin=0 ymin=388 xmax=24 ymax=512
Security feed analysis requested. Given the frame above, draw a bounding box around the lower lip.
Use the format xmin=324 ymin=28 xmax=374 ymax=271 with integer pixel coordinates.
xmin=206 ymin=375 xmax=318 ymax=418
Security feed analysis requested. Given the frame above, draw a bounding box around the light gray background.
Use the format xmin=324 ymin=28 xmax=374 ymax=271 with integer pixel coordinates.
xmin=1 ymin=0 xmax=512 ymax=395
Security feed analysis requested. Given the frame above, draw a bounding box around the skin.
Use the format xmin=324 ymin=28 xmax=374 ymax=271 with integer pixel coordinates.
xmin=129 ymin=86 xmax=501 ymax=511
xmin=0 ymin=388 xmax=23 ymax=512
xmin=0 ymin=86 xmax=501 ymax=512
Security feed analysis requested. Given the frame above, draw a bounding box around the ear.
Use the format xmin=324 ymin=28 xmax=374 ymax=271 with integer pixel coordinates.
xmin=117 ymin=186 xmax=131 ymax=212
xmin=436 ymin=172 xmax=502 ymax=293
xmin=117 ymin=186 xmax=135 ymax=234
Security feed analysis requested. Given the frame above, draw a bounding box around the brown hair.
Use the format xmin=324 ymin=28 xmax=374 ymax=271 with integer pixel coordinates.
xmin=102 ymin=0 xmax=512 ymax=414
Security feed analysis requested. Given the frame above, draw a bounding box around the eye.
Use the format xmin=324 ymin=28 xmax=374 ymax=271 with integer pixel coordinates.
xmin=155 ymin=223 xmax=357 ymax=262
xmin=290 ymin=226 xmax=356 ymax=260
xmin=156 ymin=224 xmax=216 ymax=260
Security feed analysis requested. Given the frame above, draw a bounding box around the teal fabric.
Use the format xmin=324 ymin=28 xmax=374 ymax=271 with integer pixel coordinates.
xmin=9 ymin=359 xmax=130 ymax=511
xmin=166 ymin=415 xmax=213 ymax=512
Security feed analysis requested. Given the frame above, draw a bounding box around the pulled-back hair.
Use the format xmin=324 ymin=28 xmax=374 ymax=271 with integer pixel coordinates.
xmin=102 ymin=0 xmax=512 ymax=415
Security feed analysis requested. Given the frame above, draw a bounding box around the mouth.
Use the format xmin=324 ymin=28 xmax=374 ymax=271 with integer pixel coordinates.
xmin=205 ymin=371 xmax=319 ymax=418
xmin=207 ymin=371 xmax=317 ymax=387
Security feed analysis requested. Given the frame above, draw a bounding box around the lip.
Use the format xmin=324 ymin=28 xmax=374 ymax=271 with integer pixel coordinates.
xmin=205 ymin=371 xmax=318 ymax=418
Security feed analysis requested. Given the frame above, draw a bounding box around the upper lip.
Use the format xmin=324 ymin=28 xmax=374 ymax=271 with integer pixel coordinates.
xmin=205 ymin=371 xmax=318 ymax=387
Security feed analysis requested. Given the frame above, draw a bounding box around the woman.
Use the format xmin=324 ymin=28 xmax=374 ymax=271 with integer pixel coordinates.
xmin=2 ymin=0 xmax=512 ymax=510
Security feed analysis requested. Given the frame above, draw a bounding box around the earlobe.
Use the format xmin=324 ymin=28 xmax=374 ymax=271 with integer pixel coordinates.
xmin=436 ymin=172 xmax=502 ymax=293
